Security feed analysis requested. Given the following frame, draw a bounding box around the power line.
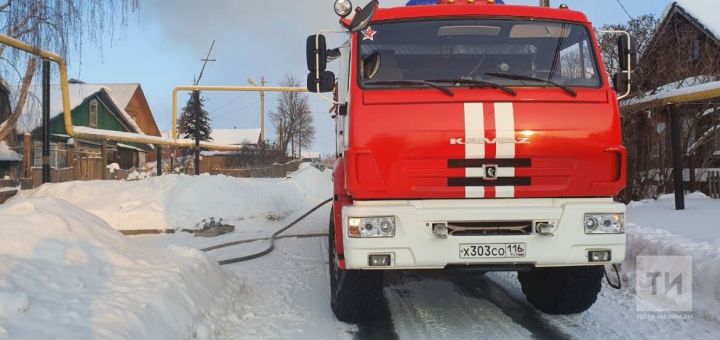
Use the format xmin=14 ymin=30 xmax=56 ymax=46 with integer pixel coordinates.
xmin=212 ymin=99 xmax=260 ymax=120
xmin=615 ymin=0 xmax=633 ymax=20
xmin=208 ymin=92 xmax=250 ymax=114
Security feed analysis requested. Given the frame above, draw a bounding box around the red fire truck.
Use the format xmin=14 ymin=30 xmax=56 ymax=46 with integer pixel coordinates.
xmin=307 ymin=0 xmax=633 ymax=322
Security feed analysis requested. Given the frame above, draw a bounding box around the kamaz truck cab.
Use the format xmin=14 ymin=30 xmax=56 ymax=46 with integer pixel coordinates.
xmin=307 ymin=0 xmax=632 ymax=322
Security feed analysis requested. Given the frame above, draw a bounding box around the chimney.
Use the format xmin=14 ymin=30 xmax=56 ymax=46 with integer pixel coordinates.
xmin=540 ymin=0 xmax=550 ymax=7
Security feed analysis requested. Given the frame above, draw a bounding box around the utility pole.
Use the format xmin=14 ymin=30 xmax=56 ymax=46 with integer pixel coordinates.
xmin=248 ymin=77 xmax=267 ymax=146
xmin=42 ymin=59 xmax=50 ymax=184
xmin=192 ymin=40 xmax=216 ymax=175
xmin=193 ymin=90 xmax=201 ymax=175
xmin=260 ymin=77 xmax=266 ymax=146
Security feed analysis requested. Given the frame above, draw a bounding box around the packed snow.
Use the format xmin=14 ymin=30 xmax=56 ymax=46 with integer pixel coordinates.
xmin=624 ymin=193 xmax=720 ymax=324
xmin=10 ymin=164 xmax=331 ymax=231
xmin=2 ymin=165 xmax=720 ymax=339
xmin=628 ymin=192 xmax=720 ymax=243
xmin=0 ymin=198 xmax=235 ymax=339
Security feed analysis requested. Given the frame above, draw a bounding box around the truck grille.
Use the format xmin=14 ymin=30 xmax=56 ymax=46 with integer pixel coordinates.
xmin=447 ymin=221 xmax=533 ymax=236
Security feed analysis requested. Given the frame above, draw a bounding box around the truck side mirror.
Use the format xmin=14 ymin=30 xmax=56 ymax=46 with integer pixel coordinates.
xmin=307 ymin=71 xmax=336 ymax=93
xmin=613 ymin=72 xmax=629 ymax=94
xmin=617 ymin=35 xmax=636 ymax=72
xmin=348 ymin=0 xmax=379 ymax=32
xmin=306 ymin=34 xmax=328 ymax=73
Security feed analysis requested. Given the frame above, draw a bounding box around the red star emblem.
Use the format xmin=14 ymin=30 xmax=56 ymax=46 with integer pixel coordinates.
xmin=362 ymin=26 xmax=377 ymax=41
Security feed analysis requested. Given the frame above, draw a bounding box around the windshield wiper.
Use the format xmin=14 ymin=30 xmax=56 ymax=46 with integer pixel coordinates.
xmin=485 ymin=72 xmax=578 ymax=97
xmin=364 ymin=80 xmax=454 ymax=96
xmin=427 ymin=79 xmax=517 ymax=96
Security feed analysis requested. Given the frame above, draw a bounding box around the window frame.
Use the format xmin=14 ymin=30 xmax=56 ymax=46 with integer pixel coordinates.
xmin=355 ymin=17 xmax=605 ymax=91
xmin=89 ymin=99 xmax=99 ymax=128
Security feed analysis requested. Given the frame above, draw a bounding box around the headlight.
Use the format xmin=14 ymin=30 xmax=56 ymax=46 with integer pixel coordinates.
xmin=334 ymin=0 xmax=353 ymax=18
xmin=584 ymin=213 xmax=624 ymax=234
xmin=349 ymin=217 xmax=396 ymax=238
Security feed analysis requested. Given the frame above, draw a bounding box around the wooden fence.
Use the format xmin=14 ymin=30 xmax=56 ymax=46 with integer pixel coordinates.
xmin=210 ymin=161 xmax=301 ymax=178
xmin=31 ymin=167 xmax=76 ymax=187
xmin=710 ymin=170 xmax=720 ymax=199
xmin=74 ymin=157 xmax=104 ymax=181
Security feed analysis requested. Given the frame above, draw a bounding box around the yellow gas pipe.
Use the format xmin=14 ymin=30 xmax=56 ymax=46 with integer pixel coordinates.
xmin=0 ymin=34 xmax=308 ymax=151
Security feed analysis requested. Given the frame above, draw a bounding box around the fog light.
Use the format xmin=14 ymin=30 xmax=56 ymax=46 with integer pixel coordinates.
xmin=432 ymin=223 xmax=449 ymax=239
xmin=588 ymin=250 xmax=611 ymax=262
xmin=369 ymin=254 xmax=391 ymax=266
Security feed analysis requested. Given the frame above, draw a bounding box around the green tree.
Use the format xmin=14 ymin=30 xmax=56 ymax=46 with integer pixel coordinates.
xmin=178 ymin=91 xmax=213 ymax=141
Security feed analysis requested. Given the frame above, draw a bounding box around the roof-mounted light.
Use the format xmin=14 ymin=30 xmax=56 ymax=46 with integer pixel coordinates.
xmin=334 ymin=0 xmax=353 ymax=18
xmin=407 ymin=0 xmax=505 ymax=5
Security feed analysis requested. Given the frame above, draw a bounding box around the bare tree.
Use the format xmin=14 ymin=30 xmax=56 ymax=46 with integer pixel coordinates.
xmin=0 ymin=0 xmax=140 ymax=140
xmin=597 ymin=14 xmax=659 ymax=92
xmin=269 ymin=74 xmax=315 ymax=156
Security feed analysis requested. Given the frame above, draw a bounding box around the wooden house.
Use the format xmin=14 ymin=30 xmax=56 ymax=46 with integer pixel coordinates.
xmin=620 ymin=0 xmax=720 ymax=199
xmin=16 ymin=83 xmax=161 ymax=171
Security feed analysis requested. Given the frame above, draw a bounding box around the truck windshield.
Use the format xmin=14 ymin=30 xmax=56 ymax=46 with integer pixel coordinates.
xmin=359 ymin=19 xmax=602 ymax=89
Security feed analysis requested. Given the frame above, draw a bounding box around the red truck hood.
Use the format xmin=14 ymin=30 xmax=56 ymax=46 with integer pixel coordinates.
xmin=345 ymin=89 xmax=626 ymax=200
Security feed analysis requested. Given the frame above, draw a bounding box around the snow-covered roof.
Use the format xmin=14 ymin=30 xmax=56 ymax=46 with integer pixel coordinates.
xmin=0 ymin=141 xmax=22 ymax=162
xmin=11 ymin=83 xmax=143 ymax=135
xmin=623 ymin=78 xmax=720 ymax=110
xmin=663 ymin=0 xmax=720 ymax=40
xmin=102 ymin=84 xmax=139 ymax=110
xmin=210 ymin=129 xmax=261 ymax=145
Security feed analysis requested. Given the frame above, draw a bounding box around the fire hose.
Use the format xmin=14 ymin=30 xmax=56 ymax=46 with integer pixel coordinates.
xmin=202 ymin=198 xmax=333 ymax=265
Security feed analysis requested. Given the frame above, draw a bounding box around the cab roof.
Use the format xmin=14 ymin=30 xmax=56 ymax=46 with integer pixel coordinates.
xmin=373 ymin=4 xmax=591 ymax=24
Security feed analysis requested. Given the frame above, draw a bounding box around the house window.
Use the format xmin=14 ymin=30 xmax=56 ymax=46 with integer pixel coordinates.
xmin=690 ymin=38 xmax=700 ymax=61
xmin=89 ymin=99 xmax=99 ymax=128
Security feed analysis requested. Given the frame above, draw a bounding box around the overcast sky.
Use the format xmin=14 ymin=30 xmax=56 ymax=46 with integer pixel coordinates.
xmin=68 ymin=0 xmax=666 ymax=154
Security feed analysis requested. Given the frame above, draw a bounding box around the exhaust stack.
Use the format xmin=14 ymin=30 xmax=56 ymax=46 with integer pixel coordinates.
xmin=540 ymin=0 xmax=550 ymax=7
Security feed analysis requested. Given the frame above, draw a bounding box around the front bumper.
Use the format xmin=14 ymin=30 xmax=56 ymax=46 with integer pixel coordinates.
xmin=342 ymin=198 xmax=626 ymax=270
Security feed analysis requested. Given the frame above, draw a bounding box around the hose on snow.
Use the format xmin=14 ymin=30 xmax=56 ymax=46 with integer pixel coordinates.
xmin=604 ymin=264 xmax=622 ymax=289
xmin=202 ymin=198 xmax=333 ymax=266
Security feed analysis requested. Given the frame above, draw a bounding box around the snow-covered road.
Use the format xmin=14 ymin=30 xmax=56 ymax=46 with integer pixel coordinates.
xmin=4 ymin=166 xmax=720 ymax=339
xmin=132 ymin=203 xmax=720 ymax=340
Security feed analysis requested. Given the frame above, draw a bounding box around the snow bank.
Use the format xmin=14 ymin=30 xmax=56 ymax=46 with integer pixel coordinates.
xmin=628 ymin=192 xmax=720 ymax=243
xmin=624 ymin=193 xmax=720 ymax=323
xmin=12 ymin=165 xmax=332 ymax=231
xmin=624 ymin=224 xmax=720 ymax=323
xmin=0 ymin=198 xmax=234 ymax=339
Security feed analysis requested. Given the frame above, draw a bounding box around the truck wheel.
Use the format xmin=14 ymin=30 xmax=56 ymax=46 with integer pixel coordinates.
xmin=328 ymin=210 xmax=384 ymax=323
xmin=518 ymin=266 xmax=604 ymax=314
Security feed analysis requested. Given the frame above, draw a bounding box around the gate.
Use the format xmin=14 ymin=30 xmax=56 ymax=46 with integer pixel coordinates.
xmin=710 ymin=170 xmax=720 ymax=199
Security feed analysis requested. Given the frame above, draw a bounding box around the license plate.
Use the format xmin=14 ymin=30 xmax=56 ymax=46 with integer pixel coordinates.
xmin=459 ymin=243 xmax=526 ymax=259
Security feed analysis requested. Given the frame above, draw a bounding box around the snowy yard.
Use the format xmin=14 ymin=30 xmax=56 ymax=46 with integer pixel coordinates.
xmin=1 ymin=166 xmax=720 ymax=339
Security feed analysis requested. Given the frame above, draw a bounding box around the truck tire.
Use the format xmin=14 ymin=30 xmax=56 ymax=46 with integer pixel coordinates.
xmin=328 ymin=210 xmax=384 ymax=323
xmin=518 ymin=266 xmax=604 ymax=314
